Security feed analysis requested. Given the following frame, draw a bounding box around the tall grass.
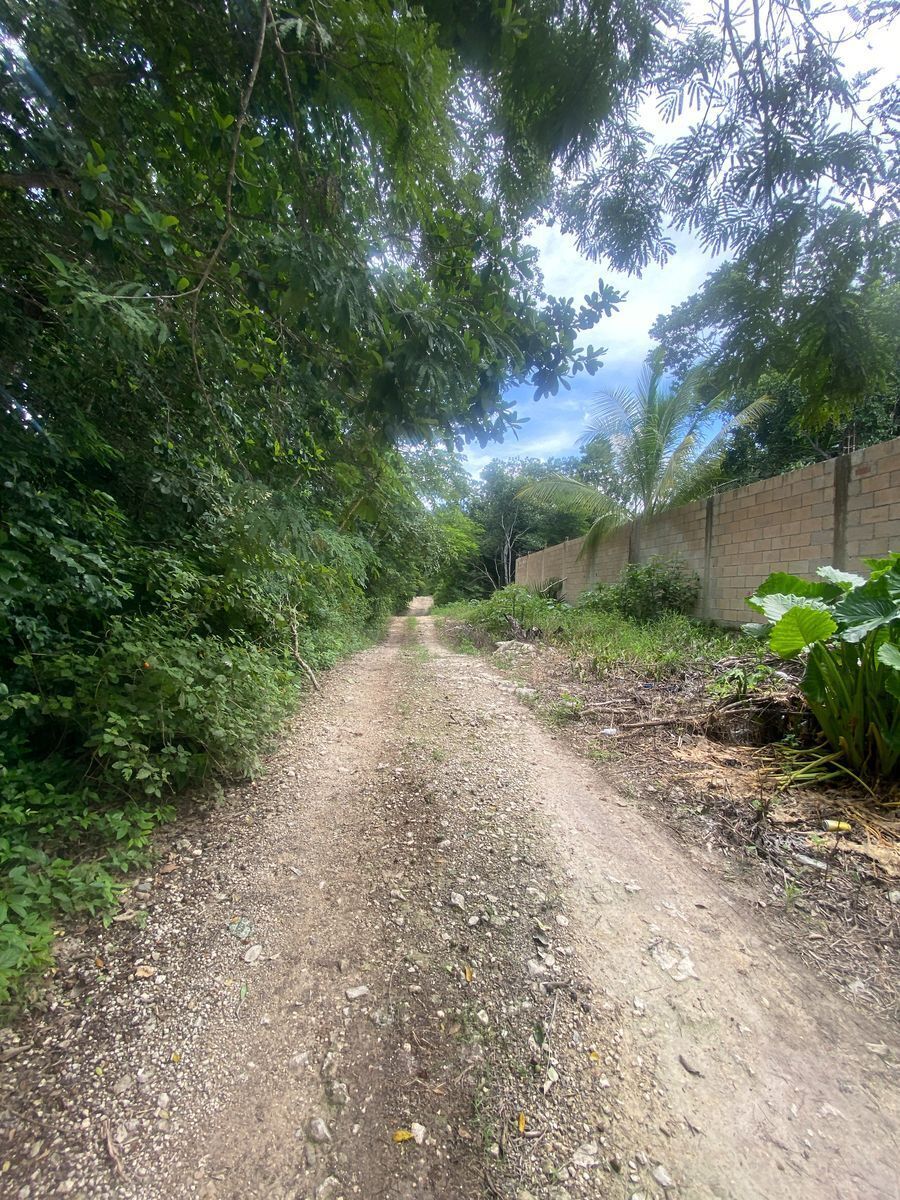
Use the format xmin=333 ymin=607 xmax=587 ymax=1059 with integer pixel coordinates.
xmin=434 ymin=585 xmax=761 ymax=678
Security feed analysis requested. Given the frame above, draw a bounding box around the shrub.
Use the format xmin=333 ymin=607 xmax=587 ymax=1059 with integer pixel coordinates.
xmin=578 ymin=557 xmax=700 ymax=621
xmin=746 ymin=556 xmax=900 ymax=780
xmin=468 ymin=584 xmax=567 ymax=637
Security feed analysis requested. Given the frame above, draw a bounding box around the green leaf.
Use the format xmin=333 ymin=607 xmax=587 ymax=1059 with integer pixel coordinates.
xmin=816 ymin=565 xmax=865 ymax=590
xmin=754 ymin=593 xmax=830 ymax=623
xmin=831 ymin=575 xmax=900 ymax=643
xmin=746 ymin=572 xmax=840 ymax=613
xmin=769 ymin=606 xmax=837 ymax=658
xmin=863 ymin=553 xmax=900 ymax=580
xmin=876 ymin=642 xmax=900 ymax=669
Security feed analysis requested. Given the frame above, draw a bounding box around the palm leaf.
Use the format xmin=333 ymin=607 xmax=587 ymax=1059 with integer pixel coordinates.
xmin=517 ymin=473 xmax=621 ymax=519
xmin=580 ymin=510 xmax=629 ymax=561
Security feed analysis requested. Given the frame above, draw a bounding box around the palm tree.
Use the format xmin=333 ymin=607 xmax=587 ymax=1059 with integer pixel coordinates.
xmin=521 ymin=352 xmax=769 ymax=557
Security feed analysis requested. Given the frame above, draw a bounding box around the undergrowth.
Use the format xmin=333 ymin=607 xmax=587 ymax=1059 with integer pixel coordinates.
xmin=435 ymin=585 xmax=759 ymax=678
xmin=0 ymin=612 xmax=380 ymax=1007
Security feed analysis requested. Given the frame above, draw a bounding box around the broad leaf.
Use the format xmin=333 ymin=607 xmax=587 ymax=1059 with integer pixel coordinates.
xmin=876 ymin=642 xmax=900 ymax=670
xmin=746 ymin=572 xmax=841 ymax=613
xmin=864 ymin=553 xmax=900 ymax=581
xmin=754 ymin=592 xmax=830 ymax=623
xmin=816 ymin=565 xmax=864 ymax=590
xmin=832 ymin=576 xmax=900 ymax=643
xmin=769 ymin=606 xmax=837 ymax=658
xmin=740 ymin=622 xmax=768 ymax=638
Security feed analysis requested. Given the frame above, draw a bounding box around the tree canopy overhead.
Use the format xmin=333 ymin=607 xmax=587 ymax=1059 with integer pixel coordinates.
xmin=559 ymin=0 xmax=900 ymax=426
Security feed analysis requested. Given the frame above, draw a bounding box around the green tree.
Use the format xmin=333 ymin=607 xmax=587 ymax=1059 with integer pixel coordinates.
xmin=432 ymin=458 xmax=593 ymax=598
xmin=560 ymin=0 xmax=900 ymax=427
xmin=715 ymin=375 xmax=900 ymax=488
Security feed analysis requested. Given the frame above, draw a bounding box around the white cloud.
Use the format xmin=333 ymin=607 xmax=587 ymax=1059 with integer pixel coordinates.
xmin=526 ymin=224 xmax=723 ymax=372
xmin=464 ymin=425 xmax=579 ymax=476
xmin=460 ymin=225 xmax=726 ymax=476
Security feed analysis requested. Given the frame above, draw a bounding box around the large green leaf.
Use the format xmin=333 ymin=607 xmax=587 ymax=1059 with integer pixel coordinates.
xmin=817 ymin=565 xmax=864 ymax=590
xmin=864 ymin=553 xmax=900 ymax=581
xmin=754 ymin=592 xmax=830 ymax=623
xmin=831 ymin=575 xmax=900 ymax=642
xmin=877 ymin=641 xmax=900 ymax=702
xmin=746 ymin=572 xmax=841 ymax=614
xmin=769 ymin=605 xmax=837 ymax=658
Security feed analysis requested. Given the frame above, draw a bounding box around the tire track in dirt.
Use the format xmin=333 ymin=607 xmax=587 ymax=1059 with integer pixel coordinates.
xmin=1 ymin=603 xmax=897 ymax=1200
xmin=416 ymin=611 xmax=899 ymax=1200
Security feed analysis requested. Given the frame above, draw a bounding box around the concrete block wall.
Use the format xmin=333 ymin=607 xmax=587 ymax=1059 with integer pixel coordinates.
xmin=515 ymin=436 xmax=900 ymax=625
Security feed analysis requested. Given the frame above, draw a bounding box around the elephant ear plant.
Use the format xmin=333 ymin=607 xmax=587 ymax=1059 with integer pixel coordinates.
xmin=745 ymin=555 xmax=900 ymax=783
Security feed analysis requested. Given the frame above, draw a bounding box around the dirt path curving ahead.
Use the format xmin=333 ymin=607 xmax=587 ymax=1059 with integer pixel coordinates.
xmin=2 ymin=601 xmax=897 ymax=1200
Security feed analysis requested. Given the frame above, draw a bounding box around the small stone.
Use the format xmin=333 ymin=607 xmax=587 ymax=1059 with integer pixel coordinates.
xmin=573 ymin=1141 xmax=600 ymax=1168
xmin=316 ymin=1178 xmax=342 ymax=1200
xmin=228 ymin=916 xmax=253 ymax=941
xmin=652 ymin=1164 xmax=675 ymax=1189
xmin=476 ymin=1009 xmax=489 ymax=1026
xmin=449 ymin=891 xmax=465 ymax=910
xmin=326 ymin=1080 xmax=349 ymax=1107
xmin=410 ymin=1121 xmax=426 ymax=1145
xmin=650 ymin=939 xmax=697 ymax=982
xmin=243 ymin=943 xmax=262 ymax=964
xmin=345 ymin=985 xmax=369 ymax=1001
xmin=308 ymin=1117 xmax=331 ymax=1144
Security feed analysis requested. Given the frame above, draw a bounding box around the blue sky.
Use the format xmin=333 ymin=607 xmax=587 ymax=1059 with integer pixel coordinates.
xmin=463 ymin=225 xmax=722 ymax=475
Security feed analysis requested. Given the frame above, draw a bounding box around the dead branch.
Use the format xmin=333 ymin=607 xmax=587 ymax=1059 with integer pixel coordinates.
xmin=288 ymin=610 xmax=320 ymax=691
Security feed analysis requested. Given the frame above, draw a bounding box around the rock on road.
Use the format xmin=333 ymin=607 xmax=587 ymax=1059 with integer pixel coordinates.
xmin=1 ymin=600 xmax=897 ymax=1200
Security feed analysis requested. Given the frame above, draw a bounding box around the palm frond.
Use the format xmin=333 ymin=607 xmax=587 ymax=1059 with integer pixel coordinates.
xmin=579 ymin=510 xmax=629 ymax=562
xmin=517 ymin=473 xmax=620 ymax=519
xmin=694 ymin=391 xmax=779 ymax=465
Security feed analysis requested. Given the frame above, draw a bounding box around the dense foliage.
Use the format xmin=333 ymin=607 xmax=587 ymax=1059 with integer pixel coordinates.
xmin=716 ymin=377 xmax=900 ymax=488
xmin=430 ymin=458 xmax=592 ymax=601
xmin=562 ymin=0 xmax=900 ymax=429
xmin=0 ymin=0 xmax=659 ymax=999
xmin=578 ymin=557 xmax=700 ymax=621
xmin=747 ymin=558 xmax=900 ymax=780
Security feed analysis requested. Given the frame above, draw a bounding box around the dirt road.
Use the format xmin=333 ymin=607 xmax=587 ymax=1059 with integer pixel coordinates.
xmin=2 ymin=603 xmax=897 ymax=1200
